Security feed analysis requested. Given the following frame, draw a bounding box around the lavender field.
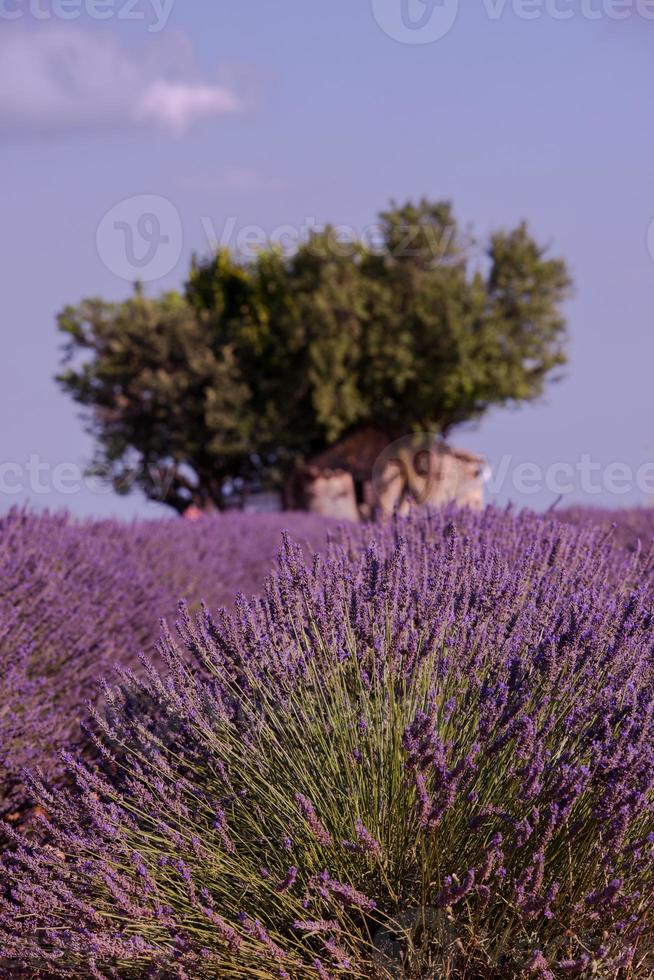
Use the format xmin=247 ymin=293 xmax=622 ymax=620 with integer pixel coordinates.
xmin=0 ymin=508 xmax=336 ymax=819
xmin=1 ymin=504 xmax=654 ymax=977
xmin=5 ymin=0 xmax=653 ymax=973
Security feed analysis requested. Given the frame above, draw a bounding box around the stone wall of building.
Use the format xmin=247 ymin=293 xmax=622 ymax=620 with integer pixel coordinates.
xmin=286 ymin=438 xmax=486 ymax=522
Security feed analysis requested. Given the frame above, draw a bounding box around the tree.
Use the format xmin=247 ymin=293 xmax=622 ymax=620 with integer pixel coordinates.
xmin=57 ymin=199 xmax=571 ymax=512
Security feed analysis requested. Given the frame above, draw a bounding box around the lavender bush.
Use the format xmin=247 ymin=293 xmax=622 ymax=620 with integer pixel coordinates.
xmin=0 ymin=508 xmax=334 ymax=817
xmin=2 ymin=508 xmax=654 ymax=977
xmin=558 ymin=506 xmax=654 ymax=555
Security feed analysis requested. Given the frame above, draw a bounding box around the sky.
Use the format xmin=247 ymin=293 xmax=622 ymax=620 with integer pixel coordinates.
xmin=1 ymin=0 xmax=654 ymax=518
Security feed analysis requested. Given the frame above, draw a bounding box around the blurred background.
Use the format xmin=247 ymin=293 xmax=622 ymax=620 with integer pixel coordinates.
xmin=1 ymin=1 xmax=653 ymax=517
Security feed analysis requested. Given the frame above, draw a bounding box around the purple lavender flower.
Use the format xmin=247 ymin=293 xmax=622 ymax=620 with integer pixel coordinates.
xmin=275 ymin=866 xmax=298 ymax=893
xmin=295 ymin=794 xmax=332 ymax=847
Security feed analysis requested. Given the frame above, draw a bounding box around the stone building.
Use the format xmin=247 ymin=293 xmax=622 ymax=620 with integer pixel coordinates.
xmin=284 ymin=426 xmax=487 ymax=522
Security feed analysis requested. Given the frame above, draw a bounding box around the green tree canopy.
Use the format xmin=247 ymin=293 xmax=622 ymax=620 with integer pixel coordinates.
xmin=57 ymin=199 xmax=571 ymax=512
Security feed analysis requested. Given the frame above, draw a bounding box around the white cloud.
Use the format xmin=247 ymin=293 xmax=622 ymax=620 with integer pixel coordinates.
xmin=0 ymin=27 xmax=243 ymax=138
xmin=134 ymin=80 xmax=241 ymax=134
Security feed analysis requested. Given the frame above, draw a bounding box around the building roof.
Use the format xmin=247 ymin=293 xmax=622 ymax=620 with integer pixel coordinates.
xmin=307 ymin=426 xmax=391 ymax=482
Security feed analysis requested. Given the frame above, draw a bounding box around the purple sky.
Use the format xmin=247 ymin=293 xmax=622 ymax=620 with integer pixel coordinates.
xmin=1 ymin=1 xmax=654 ymax=517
